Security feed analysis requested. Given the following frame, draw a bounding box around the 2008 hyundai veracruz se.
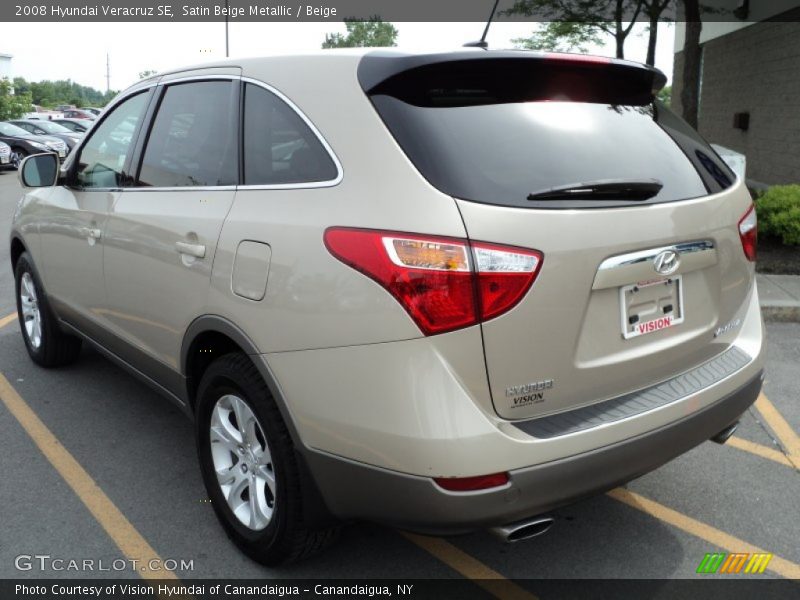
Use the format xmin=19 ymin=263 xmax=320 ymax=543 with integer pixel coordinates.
xmin=10 ymin=50 xmax=764 ymax=564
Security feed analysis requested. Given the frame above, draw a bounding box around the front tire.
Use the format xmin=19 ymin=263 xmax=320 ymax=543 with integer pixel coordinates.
xmin=14 ymin=252 xmax=82 ymax=367
xmin=11 ymin=148 xmax=27 ymax=170
xmin=195 ymin=353 xmax=339 ymax=565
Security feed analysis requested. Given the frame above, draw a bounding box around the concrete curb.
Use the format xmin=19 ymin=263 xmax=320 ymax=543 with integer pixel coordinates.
xmin=761 ymin=305 xmax=800 ymax=323
xmin=757 ymin=273 xmax=800 ymax=323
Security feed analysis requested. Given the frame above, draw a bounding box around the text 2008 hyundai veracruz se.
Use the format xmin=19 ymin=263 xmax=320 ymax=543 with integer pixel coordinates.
xmin=10 ymin=50 xmax=764 ymax=564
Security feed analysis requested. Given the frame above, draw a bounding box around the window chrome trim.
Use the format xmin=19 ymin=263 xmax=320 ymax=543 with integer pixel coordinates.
xmin=120 ymin=185 xmax=238 ymax=193
xmin=112 ymin=74 xmax=343 ymax=193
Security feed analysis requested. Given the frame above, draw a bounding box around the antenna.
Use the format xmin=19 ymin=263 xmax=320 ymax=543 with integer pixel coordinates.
xmin=464 ymin=0 xmax=501 ymax=49
xmin=105 ymin=53 xmax=110 ymax=92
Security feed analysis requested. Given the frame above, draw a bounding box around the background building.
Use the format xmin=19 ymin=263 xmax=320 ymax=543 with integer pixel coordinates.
xmin=0 ymin=53 xmax=12 ymax=81
xmin=672 ymin=1 xmax=800 ymax=186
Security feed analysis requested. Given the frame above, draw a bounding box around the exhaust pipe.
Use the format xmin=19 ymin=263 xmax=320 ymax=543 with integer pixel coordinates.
xmin=711 ymin=421 xmax=739 ymax=444
xmin=490 ymin=516 xmax=554 ymax=543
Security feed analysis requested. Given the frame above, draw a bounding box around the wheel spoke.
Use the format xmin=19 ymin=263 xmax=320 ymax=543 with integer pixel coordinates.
xmin=257 ymin=464 xmax=276 ymax=498
xmin=226 ymin=476 xmax=250 ymax=514
xmin=249 ymin=478 xmax=272 ymax=529
xmin=210 ymin=405 xmax=243 ymax=450
xmin=230 ymin=396 xmax=252 ymax=439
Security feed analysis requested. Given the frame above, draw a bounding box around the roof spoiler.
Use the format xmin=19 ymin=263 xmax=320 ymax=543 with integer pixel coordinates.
xmin=358 ymin=51 xmax=668 ymax=107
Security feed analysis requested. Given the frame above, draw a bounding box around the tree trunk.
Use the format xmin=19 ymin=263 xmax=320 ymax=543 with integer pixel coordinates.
xmin=681 ymin=1 xmax=702 ymax=129
xmin=614 ymin=1 xmax=625 ymax=58
xmin=646 ymin=16 xmax=658 ymax=65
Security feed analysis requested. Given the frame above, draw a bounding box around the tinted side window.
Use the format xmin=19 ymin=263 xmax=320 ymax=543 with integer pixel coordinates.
xmin=76 ymin=92 xmax=149 ymax=189
xmin=138 ymin=81 xmax=238 ymax=187
xmin=655 ymin=102 xmax=736 ymax=193
xmin=243 ymin=83 xmax=338 ymax=185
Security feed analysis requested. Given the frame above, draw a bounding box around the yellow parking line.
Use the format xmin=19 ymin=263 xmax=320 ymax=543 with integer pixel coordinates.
xmin=607 ymin=488 xmax=800 ymax=579
xmin=0 ymin=372 xmax=178 ymax=581
xmin=755 ymin=393 xmax=800 ymax=468
xmin=726 ymin=436 xmax=794 ymax=468
xmin=0 ymin=312 xmax=16 ymax=329
xmin=400 ymin=532 xmax=538 ymax=600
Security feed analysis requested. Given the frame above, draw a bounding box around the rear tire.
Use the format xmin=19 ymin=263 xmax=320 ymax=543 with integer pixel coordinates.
xmin=14 ymin=252 xmax=82 ymax=367
xmin=195 ymin=353 xmax=339 ymax=565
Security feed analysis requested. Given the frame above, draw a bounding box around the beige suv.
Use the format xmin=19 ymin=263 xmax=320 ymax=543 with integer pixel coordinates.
xmin=10 ymin=50 xmax=764 ymax=564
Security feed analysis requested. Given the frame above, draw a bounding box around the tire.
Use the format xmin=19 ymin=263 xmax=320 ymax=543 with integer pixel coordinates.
xmin=11 ymin=147 xmax=27 ymax=170
xmin=14 ymin=252 xmax=82 ymax=367
xmin=195 ymin=353 xmax=339 ymax=565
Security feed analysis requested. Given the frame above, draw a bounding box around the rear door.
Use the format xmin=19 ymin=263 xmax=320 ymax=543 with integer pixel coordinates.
xmin=101 ymin=75 xmax=239 ymax=375
xmin=364 ymin=53 xmax=755 ymax=420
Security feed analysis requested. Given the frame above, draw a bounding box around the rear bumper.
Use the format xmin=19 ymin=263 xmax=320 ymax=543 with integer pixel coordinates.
xmin=303 ymin=370 xmax=763 ymax=534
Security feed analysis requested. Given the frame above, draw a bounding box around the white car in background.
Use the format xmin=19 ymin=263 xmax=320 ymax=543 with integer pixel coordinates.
xmin=0 ymin=140 xmax=11 ymax=169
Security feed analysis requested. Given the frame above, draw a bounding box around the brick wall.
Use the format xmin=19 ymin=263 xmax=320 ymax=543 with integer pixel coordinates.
xmin=672 ymin=14 xmax=800 ymax=185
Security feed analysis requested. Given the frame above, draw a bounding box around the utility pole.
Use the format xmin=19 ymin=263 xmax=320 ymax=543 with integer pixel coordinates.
xmin=105 ymin=53 xmax=110 ymax=93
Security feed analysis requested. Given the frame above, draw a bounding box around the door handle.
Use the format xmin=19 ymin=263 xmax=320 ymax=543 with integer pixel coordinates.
xmin=175 ymin=241 xmax=206 ymax=259
xmin=80 ymin=227 xmax=102 ymax=240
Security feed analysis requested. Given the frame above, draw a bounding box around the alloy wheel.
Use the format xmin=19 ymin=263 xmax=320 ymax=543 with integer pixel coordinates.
xmin=209 ymin=394 xmax=276 ymax=531
xmin=19 ymin=272 xmax=42 ymax=349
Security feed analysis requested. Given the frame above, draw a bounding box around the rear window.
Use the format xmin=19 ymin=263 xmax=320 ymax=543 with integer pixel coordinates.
xmin=363 ymin=55 xmax=735 ymax=209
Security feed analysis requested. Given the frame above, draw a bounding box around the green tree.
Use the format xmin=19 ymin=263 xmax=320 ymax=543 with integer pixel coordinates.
xmin=139 ymin=70 xmax=158 ymax=79
xmin=657 ymin=84 xmax=672 ymax=106
xmin=513 ymin=21 xmax=603 ymax=52
xmin=322 ymin=17 xmax=398 ymax=48
xmin=506 ymin=0 xmax=645 ymax=59
xmin=11 ymin=76 xmax=115 ymax=108
xmin=0 ymin=78 xmax=33 ymax=120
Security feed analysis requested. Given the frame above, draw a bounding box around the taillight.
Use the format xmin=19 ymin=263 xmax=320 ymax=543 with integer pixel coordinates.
xmin=738 ymin=205 xmax=757 ymax=262
xmin=324 ymin=228 xmax=543 ymax=335
xmin=434 ymin=472 xmax=510 ymax=492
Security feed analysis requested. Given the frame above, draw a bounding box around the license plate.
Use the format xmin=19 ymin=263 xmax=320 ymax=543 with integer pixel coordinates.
xmin=620 ymin=276 xmax=684 ymax=339
xmin=0 ymin=157 xmax=8 ymax=164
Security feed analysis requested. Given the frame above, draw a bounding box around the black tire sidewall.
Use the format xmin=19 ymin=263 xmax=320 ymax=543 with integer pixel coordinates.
xmin=195 ymin=358 xmax=296 ymax=559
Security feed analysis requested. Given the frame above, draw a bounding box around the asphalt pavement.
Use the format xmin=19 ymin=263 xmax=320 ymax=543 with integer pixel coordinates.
xmin=0 ymin=169 xmax=797 ymax=588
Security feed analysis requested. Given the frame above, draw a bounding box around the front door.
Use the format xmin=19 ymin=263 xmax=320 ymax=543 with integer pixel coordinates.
xmin=38 ymin=90 xmax=152 ymax=334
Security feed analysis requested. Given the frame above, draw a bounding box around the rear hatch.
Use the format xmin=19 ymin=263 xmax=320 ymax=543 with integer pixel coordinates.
xmin=361 ymin=51 xmax=755 ymax=420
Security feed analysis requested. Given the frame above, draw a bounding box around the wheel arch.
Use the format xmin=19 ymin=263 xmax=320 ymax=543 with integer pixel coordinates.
xmin=182 ymin=314 xmax=336 ymax=528
xmin=181 ymin=316 xmax=295 ymax=439
xmin=10 ymin=235 xmax=27 ymax=272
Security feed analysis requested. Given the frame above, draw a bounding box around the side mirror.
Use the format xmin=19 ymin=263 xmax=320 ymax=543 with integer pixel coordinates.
xmin=19 ymin=153 xmax=59 ymax=189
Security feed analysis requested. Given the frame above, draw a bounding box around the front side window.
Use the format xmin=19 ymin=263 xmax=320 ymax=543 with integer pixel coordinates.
xmin=137 ymin=81 xmax=238 ymax=187
xmin=242 ymin=83 xmax=338 ymax=186
xmin=75 ymin=92 xmax=149 ymax=189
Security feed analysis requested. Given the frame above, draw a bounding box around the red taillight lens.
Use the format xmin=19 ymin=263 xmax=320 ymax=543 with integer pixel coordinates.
xmin=738 ymin=205 xmax=757 ymax=262
xmin=434 ymin=472 xmax=510 ymax=492
xmin=324 ymin=228 xmax=542 ymax=335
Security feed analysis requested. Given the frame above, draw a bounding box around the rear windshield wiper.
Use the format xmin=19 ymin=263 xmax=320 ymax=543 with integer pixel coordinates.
xmin=527 ymin=179 xmax=663 ymax=202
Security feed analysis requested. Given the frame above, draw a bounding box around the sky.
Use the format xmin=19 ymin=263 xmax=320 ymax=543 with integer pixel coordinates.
xmin=0 ymin=21 xmax=675 ymax=93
